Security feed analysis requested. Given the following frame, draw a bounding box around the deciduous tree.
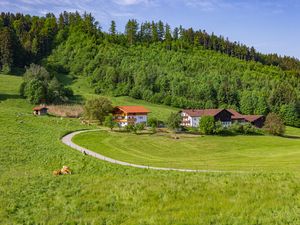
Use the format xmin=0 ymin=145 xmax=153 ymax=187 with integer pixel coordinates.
xmin=84 ymin=97 xmax=113 ymax=124
xmin=263 ymin=113 xmax=285 ymax=136
xmin=199 ymin=116 xmax=215 ymax=135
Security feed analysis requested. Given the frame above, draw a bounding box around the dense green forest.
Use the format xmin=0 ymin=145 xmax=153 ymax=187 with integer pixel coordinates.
xmin=0 ymin=12 xmax=299 ymax=126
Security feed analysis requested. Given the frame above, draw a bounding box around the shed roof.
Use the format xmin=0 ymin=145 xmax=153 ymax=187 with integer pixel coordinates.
xmin=227 ymin=109 xmax=245 ymax=119
xmin=33 ymin=106 xmax=48 ymax=111
xmin=227 ymin=109 xmax=243 ymax=117
xmin=114 ymin=106 xmax=150 ymax=114
xmin=243 ymin=115 xmax=264 ymax=122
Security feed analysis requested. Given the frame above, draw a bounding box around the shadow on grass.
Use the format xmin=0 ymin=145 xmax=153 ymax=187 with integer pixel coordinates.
xmin=0 ymin=93 xmax=21 ymax=101
xmin=111 ymin=130 xmax=154 ymax=135
xmin=282 ymin=135 xmax=300 ymax=139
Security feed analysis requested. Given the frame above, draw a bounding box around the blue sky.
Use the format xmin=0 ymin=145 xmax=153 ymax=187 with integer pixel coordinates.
xmin=1 ymin=0 xmax=300 ymax=59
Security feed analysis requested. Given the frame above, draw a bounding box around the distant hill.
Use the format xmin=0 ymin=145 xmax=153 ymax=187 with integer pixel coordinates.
xmin=0 ymin=12 xmax=299 ymax=126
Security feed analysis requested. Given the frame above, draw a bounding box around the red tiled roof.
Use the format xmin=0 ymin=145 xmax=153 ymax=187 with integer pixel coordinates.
xmin=115 ymin=106 xmax=150 ymax=113
xmin=181 ymin=109 xmax=232 ymax=117
xmin=243 ymin=115 xmax=264 ymax=122
xmin=33 ymin=106 xmax=48 ymax=111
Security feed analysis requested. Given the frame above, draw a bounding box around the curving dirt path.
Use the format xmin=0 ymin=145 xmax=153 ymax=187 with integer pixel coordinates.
xmin=61 ymin=129 xmax=247 ymax=173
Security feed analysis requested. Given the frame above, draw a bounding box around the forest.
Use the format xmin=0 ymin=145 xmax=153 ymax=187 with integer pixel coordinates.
xmin=0 ymin=12 xmax=299 ymax=126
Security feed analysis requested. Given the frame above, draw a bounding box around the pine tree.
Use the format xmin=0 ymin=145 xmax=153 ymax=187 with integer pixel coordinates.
xmin=0 ymin=27 xmax=13 ymax=67
xmin=151 ymin=21 xmax=158 ymax=42
xmin=173 ymin=27 xmax=179 ymax=40
xmin=165 ymin=23 xmax=172 ymax=50
xmin=109 ymin=20 xmax=116 ymax=36
xmin=125 ymin=19 xmax=138 ymax=45
xmin=157 ymin=20 xmax=164 ymax=41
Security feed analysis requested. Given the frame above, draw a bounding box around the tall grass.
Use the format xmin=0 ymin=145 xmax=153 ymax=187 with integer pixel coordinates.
xmin=47 ymin=104 xmax=84 ymax=118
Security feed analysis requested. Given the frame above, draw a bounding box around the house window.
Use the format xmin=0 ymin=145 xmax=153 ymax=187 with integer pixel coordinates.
xmin=222 ymin=121 xmax=231 ymax=127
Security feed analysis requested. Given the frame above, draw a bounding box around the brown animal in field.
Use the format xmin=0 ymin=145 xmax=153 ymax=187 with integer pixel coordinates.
xmin=53 ymin=166 xmax=72 ymax=176
xmin=53 ymin=169 xmax=62 ymax=176
xmin=61 ymin=166 xmax=72 ymax=174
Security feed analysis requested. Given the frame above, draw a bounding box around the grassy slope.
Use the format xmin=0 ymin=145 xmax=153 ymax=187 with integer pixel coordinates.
xmin=72 ymin=130 xmax=300 ymax=172
xmin=70 ymin=76 xmax=178 ymax=121
xmin=1 ymin=74 xmax=300 ymax=224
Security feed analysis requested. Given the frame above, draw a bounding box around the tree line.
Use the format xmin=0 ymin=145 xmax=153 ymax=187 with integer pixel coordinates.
xmin=0 ymin=12 xmax=99 ymax=72
xmin=1 ymin=12 xmax=300 ymax=74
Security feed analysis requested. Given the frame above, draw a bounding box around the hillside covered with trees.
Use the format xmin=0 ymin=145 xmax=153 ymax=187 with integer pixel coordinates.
xmin=0 ymin=12 xmax=299 ymax=126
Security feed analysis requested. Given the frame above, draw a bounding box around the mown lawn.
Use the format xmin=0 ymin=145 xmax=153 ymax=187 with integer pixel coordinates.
xmin=72 ymin=130 xmax=300 ymax=172
xmin=1 ymin=74 xmax=300 ymax=224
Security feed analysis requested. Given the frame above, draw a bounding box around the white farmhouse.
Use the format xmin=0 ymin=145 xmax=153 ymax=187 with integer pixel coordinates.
xmin=180 ymin=109 xmax=233 ymax=127
xmin=112 ymin=106 xmax=150 ymax=127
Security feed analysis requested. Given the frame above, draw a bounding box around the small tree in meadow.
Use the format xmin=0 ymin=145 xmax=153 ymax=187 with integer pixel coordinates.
xmin=166 ymin=112 xmax=182 ymax=133
xmin=199 ymin=116 xmax=215 ymax=135
xmin=263 ymin=113 xmax=285 ymax=136
xmin=148 ymin=117 xmax=158 ymax=133
xmin=84 ymin=97 xmax=113 ymax=124
xmin=104 ymin=114 xmax=116 ymax=131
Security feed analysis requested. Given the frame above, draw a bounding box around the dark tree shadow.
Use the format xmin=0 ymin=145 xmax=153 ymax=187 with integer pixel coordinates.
xmin=282 ymin=135 xmax=300 ymax=139
xmin=69 ymin=95 xmax=85 ymax=104
xmin=0 ymin=93 xmax=21 ymax=101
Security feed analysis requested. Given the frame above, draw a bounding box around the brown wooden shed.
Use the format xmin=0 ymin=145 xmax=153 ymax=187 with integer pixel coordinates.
xmin=33 ymin=106 xmax=48 ymax=116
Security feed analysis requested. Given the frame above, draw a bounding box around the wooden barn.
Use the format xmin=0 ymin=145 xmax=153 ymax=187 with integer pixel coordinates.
xmin=228 ymin=109 xmax=265 ymax=128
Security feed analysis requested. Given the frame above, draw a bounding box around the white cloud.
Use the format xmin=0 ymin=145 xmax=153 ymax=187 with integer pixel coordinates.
xmin=113 ymin=0 xmax=153 ymax=5
xmin=183 ymin=0 xmax=221 ymax=11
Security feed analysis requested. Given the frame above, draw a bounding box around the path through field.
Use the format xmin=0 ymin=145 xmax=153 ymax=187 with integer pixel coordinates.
xmin=62 ymin=129 xmax=247 ymax=173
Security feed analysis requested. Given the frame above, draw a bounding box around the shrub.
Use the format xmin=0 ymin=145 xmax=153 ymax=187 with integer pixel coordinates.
xmin=24 ymin=79 xmax=47 ymax=104
xmin=104 ymin=114 xmax=117 ymax=130
xmin=1 ymin=63 xmax=11 ymax=74
xmin=166 ymin=112 xmax=182 ymax=133
xmin=136 ymin=123 xmax=145 ymax=133
xmin=263 ymin=113 xmax=285 ymax=136
xmin=84 ymin=97 xmax=113 ymax=124
xmin=243 ymin=123 xmax=261 ymax=135
xmin=230 ymin=122 xmax=244 ymax=134
xmin=125 ymin=124 xmax=135 ymax=133
xmin=199 ymin=116 xmax=215 ymax=135
xmin=147 ymin=117 xmax=158 ymax=128
xmin=20 ymin=64 xmax=73 ymax=104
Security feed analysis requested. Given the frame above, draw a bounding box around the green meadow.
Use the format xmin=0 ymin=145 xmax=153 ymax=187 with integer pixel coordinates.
xmin=72 ymin=129 xmax=300 ymax=172
xmin=1 ymin=74 xmax=300 ymax=224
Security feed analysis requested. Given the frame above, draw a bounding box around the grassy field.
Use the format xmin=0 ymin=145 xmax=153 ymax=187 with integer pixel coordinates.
xmin=72 ymin=130 xmax=300 ymax=172
xmin=69 ymin=76 xmax=178 ymax=121
xmin=1 ymin=74 xmax=300 ymax=224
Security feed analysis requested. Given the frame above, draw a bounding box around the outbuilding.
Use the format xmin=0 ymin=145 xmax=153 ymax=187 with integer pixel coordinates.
xmin=33 ymin=106 xmax=48 ymax=116
xmin=228 ymin=109 xmax=265 ymax=128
